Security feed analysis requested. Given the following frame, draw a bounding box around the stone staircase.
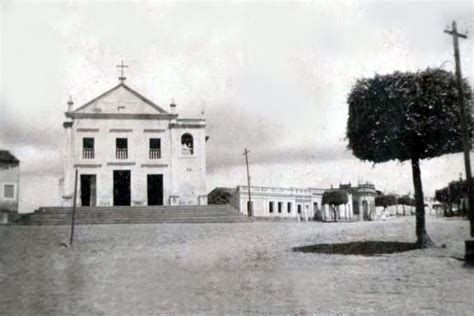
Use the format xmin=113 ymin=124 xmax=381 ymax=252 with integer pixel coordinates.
xmin=15 ymin=205 xmax=253 ymax=225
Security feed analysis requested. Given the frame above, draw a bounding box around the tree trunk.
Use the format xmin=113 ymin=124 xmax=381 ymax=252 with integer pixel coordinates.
xmin=411 ymin=157 xmax=435 ymax=248
xmin=332 ymin=205 xmax=337 ymax=222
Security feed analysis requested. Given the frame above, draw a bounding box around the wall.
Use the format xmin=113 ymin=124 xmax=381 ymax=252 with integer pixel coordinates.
xmin=235 ymin=186 xmax=322 ymax=220
xmin=0 ymin=164 xmax=20 ymax=215
xmin=170 ymin=122 xmax=207 ymax=205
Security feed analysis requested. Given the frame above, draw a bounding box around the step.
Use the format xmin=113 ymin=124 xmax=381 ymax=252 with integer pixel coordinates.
xmin=16 ymin=217 xmax=253 ymax=225
xmin=23 ymin=216 xmax=251 ymax=222
xmin=35 ymin=205 xmax=237 ymax=213
xmin=15 ymin=204 xmax=253 ymax=225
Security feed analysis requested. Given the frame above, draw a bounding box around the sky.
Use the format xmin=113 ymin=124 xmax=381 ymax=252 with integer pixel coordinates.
xmin=1 ymin=0 xmax=473 ymax=212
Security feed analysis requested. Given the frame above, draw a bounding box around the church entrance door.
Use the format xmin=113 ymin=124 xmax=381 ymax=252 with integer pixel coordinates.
xmin=80 ymin=174 xmax=96 ymax=207
xmin=113 ymin=170 xmax=131 ymax=206
xmin=147 ymin=174 xmax=163 ymax=206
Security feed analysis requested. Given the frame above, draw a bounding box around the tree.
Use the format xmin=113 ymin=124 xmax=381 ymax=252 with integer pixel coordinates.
xmin=436 ymin=179 xmax=471 ymax=216
xmin=208 ymin=188 xmax=233 ymax=205
xmin=397 ymin=195 xmax=416 ymax=216
xmin=435 ymin=187 xmax=452 ymax=217
xmin=375 ymin=194 xmax=397 ymax=208
xmin=397 ymin=195 xmax=416 ymax=207
xmin=347 ymin=68 xmax=471 ymax=248
xmin=449 ymin=179 xmax=469 ymax=216
xmin=375 ymin=193 xmax=397 ymax=217
xmin=322 ymin=190 xmax=348 ymax=222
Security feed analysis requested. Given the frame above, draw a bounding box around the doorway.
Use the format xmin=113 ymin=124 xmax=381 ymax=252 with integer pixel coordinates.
xmin=113 ymin=170 xmax=131 ymax=206
xmin=362 ymin=200 xmax=369 ymax=220
xmin=147 ymin=174 xmax=163 ymax=206
xmin=80 ymin=174 xmax=96 ymax=206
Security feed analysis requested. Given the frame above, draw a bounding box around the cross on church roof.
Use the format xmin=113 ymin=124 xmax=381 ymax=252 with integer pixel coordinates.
xmin=116 ymin=61 xmax=129 ymax=83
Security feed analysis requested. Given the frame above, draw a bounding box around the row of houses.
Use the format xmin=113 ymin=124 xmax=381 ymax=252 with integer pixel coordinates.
xmin=208 ymin=182 xmax=378 ymax=221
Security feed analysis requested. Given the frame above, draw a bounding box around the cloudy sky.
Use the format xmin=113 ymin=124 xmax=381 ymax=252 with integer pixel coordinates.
xmin=1 ymin=0 xmax=473 ymax=212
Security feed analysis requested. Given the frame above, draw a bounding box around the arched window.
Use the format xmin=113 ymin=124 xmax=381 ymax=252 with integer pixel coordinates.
xmin=181 ymin=133 xmax=194 ymax=155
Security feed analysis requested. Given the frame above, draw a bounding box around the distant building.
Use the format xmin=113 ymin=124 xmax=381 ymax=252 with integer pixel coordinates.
xmin=223 ymin=185 xmax=324 ymax=221
xmin=209 ymin=182 xmax=377 ymax=221
xmin=60 ymin=74 xmax=207 ymax=207
xmin=337 ymin=182 xmax=377 ymax=221
xmin=0 ymin=150 xmax=20 ymax=223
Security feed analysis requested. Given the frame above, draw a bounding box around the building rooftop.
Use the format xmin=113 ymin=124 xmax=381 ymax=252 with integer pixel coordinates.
xmin=0 ymin=150 xmax=19 ymax=164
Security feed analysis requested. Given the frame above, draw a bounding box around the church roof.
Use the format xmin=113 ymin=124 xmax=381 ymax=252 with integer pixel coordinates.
xmin=72 ymin=83 xmax=169 ymax=114
xmin=0 ymin=150 xmax=19 ymax=164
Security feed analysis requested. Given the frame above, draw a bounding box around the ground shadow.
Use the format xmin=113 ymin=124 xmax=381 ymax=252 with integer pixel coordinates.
xmin=293 ymin=241 xmax=418 ymax=256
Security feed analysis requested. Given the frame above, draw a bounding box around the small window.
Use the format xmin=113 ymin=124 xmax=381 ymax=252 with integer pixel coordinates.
xmin=83 ymin=138 xmax=94 ymax=159
xmin=278 ymin=202 xmax=283 ymax=213
xmin=116 ymin=138 xmax=128 ymax=149
xmin=116 ymin=138 xmax=128 ymax=159
xmin=181 ymin=133 xmax=194 ymax=155
xmin=83 ymin=138 xmax=94 ymax=149
xmin=269 ymin=201 xmax=274 ymax=213
xmin=149 ymin=138 xmax=161 ymax=159
xmin=297 ymin=204 xmax=302 ymax=214
xmin=287 ymin=202 xmax=292 ymax=213
xmin=3 ymin=184 xmax=14 ymax=199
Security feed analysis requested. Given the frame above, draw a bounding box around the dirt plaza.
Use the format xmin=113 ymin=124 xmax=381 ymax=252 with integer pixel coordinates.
xmin=1 ymin=217 xmax=473 ymax=314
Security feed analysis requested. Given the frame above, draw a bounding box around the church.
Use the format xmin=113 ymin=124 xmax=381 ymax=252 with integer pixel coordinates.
xmin=60 ymin=66 xmax=207 ymax=207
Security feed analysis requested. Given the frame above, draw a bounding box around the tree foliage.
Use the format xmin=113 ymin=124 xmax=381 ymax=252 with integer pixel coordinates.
xmin=322 ymin=190 xmax=348 ymax=206
xmin=347 ymin=69 xmax=471 ymax=163
xmin=375 ymin=194 xmax=397 ymax=208
xmin=346 ymin=68 xmax=471 ymax=248
xmin=435 ymin=179 xmax=470 ymax=216
xmin=435 ymin=187 xmax=450 ymax=204
xmin=397 ymin=195 xmax=416 ymax=206
xmin=208 ymin=189 xmax=232 ymax=205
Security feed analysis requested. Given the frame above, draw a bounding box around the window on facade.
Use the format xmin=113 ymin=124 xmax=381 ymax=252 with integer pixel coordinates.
xmin=181 ymin=133 xmax=194 ymax=155
xmin=149 ymin=138 xmax=161 ymax=159
xmin=82 ymin=138 xmax=94 ymax=159
xmin=353 ymin=201 xmax=359 ymax=215
xmin=287 ymin=202 xmax=292 ymax=213
xmin=116 ymin=138 xmax=128 ymax=159
xmin=269 ymin=201 xmax=274 ymax=213
xmin=297 ymin=204 xmax=302 ymax=214
xmin=3 ymin=184 xmax=14 ymax=199
xmin=278 ymin=202 xmax=283 ymax=213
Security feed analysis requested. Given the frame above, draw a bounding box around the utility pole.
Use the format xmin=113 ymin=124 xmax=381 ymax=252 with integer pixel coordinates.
xmin=69 ymin=169 xmax=78 ymax=246
xmin=445 ymin=20 xmax=474 ymax=262
xmin=243 ymin=148 xmax=253 ymax=217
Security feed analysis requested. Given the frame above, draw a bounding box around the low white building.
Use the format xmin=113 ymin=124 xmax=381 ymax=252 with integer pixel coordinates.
xmin=337 ymin=182 xmax=377 ymax=221
xmin=0 ymin=150 xmax=20 ymax=223
xmin=230 ymin=185 xmax=324 ymax=220
xmin=61 ymin=76 xmax=207 ymax=207
xmin=209 ymin=182 xmax=377 ymax=221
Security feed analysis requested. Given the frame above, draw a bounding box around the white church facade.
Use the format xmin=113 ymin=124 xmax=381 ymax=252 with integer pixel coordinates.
xmin=61 ymin=79 xmax=207 ymax=207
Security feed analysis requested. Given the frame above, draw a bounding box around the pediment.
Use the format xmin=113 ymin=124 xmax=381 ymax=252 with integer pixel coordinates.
xmin=74 ymin=84 xmax=168 ymax=115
